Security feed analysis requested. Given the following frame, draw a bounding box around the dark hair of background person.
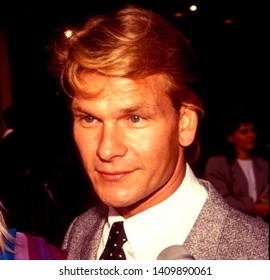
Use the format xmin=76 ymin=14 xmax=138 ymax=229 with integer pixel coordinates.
xmin=218 ymin=105 xmax=266 ymax=163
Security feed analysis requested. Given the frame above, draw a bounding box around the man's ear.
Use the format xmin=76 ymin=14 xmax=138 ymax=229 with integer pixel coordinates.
xmin=178 ymin=106 xmax=198 ymax=147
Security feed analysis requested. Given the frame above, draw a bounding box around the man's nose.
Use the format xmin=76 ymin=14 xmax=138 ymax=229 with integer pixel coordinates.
xmin=96 ymin=123 xmax=127 ymax=161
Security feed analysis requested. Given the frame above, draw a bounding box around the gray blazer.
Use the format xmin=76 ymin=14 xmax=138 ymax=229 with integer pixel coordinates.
xmin=205 ymin=155 xmax=269 ymax=216
xmin=62 ymin=180 xmax=269 ymax=260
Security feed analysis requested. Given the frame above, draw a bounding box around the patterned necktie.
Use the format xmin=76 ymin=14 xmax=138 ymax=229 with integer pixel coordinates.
xmin=99 ymin=221 xmax=127 ymax=260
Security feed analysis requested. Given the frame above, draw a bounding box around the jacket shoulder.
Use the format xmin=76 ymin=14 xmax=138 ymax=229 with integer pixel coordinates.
xmin=62 ymin=204 xmax=108 ymax=259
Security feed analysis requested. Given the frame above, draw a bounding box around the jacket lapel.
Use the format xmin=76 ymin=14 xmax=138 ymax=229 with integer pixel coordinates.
xmin=183 ymin=179 xmax=230 ymax=259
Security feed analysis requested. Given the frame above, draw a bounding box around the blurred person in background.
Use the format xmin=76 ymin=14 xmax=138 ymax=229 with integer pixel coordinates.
xmin=0 ymin=201 xmax=66 ymax=260
xmin=205 ymin=106 xmax=269 ymax=221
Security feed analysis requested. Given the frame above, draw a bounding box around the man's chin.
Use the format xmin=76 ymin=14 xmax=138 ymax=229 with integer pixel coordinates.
xmin=97 ymin=191 xmax=129 ymax=205
xmin=103 ymin=199 xmax=132 ymax=209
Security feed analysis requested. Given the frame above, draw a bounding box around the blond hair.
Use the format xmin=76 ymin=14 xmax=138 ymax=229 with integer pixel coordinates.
xmin=0 ymin=202 xmax=15 ymax=255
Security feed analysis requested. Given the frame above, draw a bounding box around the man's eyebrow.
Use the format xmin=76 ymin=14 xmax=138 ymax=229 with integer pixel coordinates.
xmin=71 ymin=104 xmax=89 ymax=114
xmin=120 ymin=105 xmax=143 ymax=113
xmin=119 ymin=104 xmax=160 ymax=115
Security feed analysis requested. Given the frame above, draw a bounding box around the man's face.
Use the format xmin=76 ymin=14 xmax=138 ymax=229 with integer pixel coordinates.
xmin=71 ymin=73 xmax=186 ymax=217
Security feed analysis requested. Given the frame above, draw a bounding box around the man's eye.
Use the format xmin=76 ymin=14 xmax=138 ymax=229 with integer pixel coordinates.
xmin=83 ymin=116 xmax=94 ymax=123
xmin=130 ymin=115 xmax=142 ymax=123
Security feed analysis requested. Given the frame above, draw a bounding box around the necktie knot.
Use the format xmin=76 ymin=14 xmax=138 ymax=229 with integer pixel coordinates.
xmin=99 ymin=221 xmax=127 ymax=260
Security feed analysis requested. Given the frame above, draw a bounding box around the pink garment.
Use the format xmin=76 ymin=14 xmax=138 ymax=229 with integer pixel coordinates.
xmin=15 ymin=232 xmax=66 ymax=260
xmin=15 ymin=232 xmax=29 ymax=259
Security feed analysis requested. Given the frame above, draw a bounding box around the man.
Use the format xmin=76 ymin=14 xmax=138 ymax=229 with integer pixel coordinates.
xmin=49 ymin=5 xmax=268 ymax=259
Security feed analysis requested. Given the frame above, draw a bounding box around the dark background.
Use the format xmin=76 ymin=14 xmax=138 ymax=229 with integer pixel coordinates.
xmin=0 ymin=0 xmax=269 ymax=246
